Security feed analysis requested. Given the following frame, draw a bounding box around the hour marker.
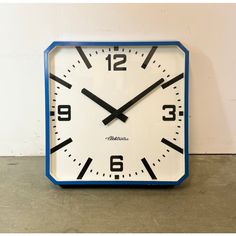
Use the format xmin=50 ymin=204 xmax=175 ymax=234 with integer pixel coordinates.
xmin=75 ymin=46 xmax=92 ymax=69
xmin=50 ymin=111 xmax=55 ymax=116
xmin=141 ymin=46 xmax=157 ymax=69
xmin=49 ymin=73 xmax=72 ymax=89
xmin=161 ymin=138 xmax=183 ymax=154
xmin=114 ymin=46 xmax=119 ymax=51
xmin=162 ymin=73 xmax=184 ymax=89
xmin=115 ymin=175 xmax=119 ymax=180
xmin=77 ymin=158 xmax=93 ymax=179
xmin=50 ymin=138 xmax=73 ymax=154
xmin=179 ymin=111 xmax=184 ymax=116
xmin=141 ymin=158 xmax=157 ymax=179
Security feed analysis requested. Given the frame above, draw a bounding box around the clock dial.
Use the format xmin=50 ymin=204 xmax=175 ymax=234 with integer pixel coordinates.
xmin=45 ymin=42 xmax=189 ymax=185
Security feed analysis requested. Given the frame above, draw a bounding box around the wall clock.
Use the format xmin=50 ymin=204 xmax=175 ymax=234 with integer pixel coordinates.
xmin=44 ymin=41 xmax=189 ymax=186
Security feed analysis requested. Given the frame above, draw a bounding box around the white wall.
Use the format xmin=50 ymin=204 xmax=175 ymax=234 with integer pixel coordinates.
xmin=0 ymin=3 xmax=236 ymax=156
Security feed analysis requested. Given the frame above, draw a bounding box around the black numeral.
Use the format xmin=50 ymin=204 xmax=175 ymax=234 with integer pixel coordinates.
xmin=110 ymin=155 xmax=123 ymax=172
xmin=106 ymin=54 xmax=112 ymax=71
xmin=162 ymin=105 xmax=176 ymax=121
xmin=58 ymin=105 xmax=71 ymax=121
xmin=105 ymin=54 xmax=127 ymax=71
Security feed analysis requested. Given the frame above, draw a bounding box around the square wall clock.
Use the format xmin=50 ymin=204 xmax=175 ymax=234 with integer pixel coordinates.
xmin=44 ymin=41 xmax=189 ymax=186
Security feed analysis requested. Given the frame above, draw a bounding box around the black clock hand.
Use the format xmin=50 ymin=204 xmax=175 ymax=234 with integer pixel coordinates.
xmin=81 ymin=88 xmax=128 ymax=122
xmin=102 ymin=78 xmax=164 ymax=125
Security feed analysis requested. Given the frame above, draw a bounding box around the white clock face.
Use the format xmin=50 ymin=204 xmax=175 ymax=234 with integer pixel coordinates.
xmin=45 ymin=42 xmax=188 ymax=185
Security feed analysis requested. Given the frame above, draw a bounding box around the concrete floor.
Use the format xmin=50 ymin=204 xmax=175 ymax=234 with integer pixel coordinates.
xmin=0 ymin=155 xmax=235 ymax=233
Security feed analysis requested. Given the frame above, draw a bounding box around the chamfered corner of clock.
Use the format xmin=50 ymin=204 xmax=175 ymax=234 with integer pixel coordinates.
xmin=44 ymin=41 xmax=63 ymax=55
xmin=45 ymin=171 xmax=62 ymax=186
xmin=44 ymin=42 xmax=55 ymax=55
xmin=174 ymin=41 xmax=189 ymax=56
xmin=174 ymin=171 xmax=189 ymax=186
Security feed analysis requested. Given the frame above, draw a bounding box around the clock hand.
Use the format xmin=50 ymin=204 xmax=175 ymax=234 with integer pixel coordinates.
xmin=81 ymin=88 xmax=128 ymax=122
xmin=102 ymin=78 xmax=164 ymax=125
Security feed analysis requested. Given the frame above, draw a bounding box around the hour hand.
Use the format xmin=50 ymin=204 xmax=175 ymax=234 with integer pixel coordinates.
xmin=81 ymin=88 xmax=128 ymax=122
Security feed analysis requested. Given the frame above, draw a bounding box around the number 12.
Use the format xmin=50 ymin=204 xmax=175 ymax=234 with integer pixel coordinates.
xmin=105 ymin=54 xmax=127 ymax=71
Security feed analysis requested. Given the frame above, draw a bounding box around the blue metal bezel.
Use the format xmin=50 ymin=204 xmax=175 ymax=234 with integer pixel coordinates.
xmin=44 ymin=41 xmax=189 ymax=186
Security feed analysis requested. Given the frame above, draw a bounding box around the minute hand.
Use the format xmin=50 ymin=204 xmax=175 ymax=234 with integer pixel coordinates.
xmin=102 ymin=78 xmax=164 ymax=125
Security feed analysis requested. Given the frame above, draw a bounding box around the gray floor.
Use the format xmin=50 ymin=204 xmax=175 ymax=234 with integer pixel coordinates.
xmin=0 ymin=155 xmax=235 ymax=233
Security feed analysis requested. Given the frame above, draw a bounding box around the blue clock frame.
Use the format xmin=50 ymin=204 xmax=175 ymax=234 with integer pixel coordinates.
xmin=44 ymin=41 xmax=189 ymax=186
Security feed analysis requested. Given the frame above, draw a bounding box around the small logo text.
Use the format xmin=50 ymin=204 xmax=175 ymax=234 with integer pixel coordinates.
xmin=105 ymin=136 xmax=129 ymax=141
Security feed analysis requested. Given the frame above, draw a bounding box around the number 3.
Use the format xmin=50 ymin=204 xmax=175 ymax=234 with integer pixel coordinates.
xmin=162 ymin=105 xmax=176 ymax=121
